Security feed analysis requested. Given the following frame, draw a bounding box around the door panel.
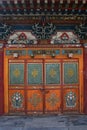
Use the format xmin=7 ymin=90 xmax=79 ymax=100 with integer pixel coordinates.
xmin=27 ymin=90 xmax=43 ymax=114
xmin=27 ymin=63 xmax=43 ymax=85
xmin=9 ymin=90 xmax=25 ymax=112
xmin=27 ymin=60 xmax=43 ymax=89
xmin=45 ymin=89 xmax=61 ymax=113
xmin=63 ymin=62 xmax=79 ymax=84
xmin=9 ymin=63 xmax=24 ymax=85
xmin=63 ymin=88 xmax=79 ymax=111
xmin=45 ymin=63 xmax=60 ymax=85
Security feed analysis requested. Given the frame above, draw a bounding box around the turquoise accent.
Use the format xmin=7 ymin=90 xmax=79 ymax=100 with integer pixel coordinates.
xmin=9 ymin=63 xmax=24 ymax=85
xmin=64 ymin=62 xmax=78 ymax=84
xmin=6 ymin=50 xmax=26 ymax=56
xmin=46 ymin=63 xmax=60 ymax=84
xmin=28 ymin=50 xmax=33 ymax=55
xmin=78 ymin=50 xmax=82 ymax=54
xmin=62 ymin=49 xmax=82 ymax=55
xmin=27 ymin=64 xmax=42 ymax=85
xmin=55 ymin=50 xmax=60 ymax=54
xmin=6 ymin=50 xmax=10 ymax=55
xmin=21 ymin=50 xmax=26 ymax=55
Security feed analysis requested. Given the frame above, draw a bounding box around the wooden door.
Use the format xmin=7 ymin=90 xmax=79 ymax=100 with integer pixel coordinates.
xmin=62 ymin=60 xmax=79 ymax=112
xmin=26 ymin=59 xmax=61 ymax=114
xmin=26 ymin=60 xmax=43 ymax=114
xmin=8 ymin=60 xmax=25 ymax=114
xmin=8 ymin=59 xmax=80 ymax=114
xmin=44 ymin=60 xmax=61 ymax=113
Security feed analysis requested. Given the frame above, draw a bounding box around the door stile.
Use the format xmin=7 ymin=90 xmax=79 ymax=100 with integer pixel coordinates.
xmin=24 ymin=60 xmax=27 ymax=114
xmin=60 ymin=60 xmax=63 ymax=113
xmin=43 ymin=59 xmax=45 ymax=114
xmin=77 ymin=59 xmax=80 ymax=113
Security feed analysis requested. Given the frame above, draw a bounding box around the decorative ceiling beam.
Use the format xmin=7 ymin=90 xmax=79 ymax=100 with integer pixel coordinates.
xmin=0 ymin=0 xmax=86 ymax=15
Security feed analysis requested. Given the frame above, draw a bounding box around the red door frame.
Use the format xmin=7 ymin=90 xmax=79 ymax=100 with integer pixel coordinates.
xmin=0 ymin=49 xmax=4 ymax=115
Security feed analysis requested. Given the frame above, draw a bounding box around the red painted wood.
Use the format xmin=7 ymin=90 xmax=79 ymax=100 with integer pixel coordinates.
xmin=0 ymin=50 xmax=4 ymax=115
xmin=84 ymin=48 xmax=87 ymax=114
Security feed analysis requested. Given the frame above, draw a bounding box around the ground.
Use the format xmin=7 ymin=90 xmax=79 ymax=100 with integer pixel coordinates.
xmin=0 ymin=114 xmax=87 ymax=130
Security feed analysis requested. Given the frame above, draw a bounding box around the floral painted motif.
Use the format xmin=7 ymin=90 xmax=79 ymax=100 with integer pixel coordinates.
xmin=11 ymin=92 xmax=23 ymax=108
xmin=65 ymin=91 xmax=76 ymax=108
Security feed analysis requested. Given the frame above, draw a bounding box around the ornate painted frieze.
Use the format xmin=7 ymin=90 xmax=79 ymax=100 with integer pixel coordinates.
xmin=65 ymin=91 xmax=76 ymax=108
xmin=62 ymin=49 xmax=82 ymax=55
xmin=74 ymin=23 xmax=87 ymax=39
xmin=28 ymin=50 xmax=60 ymax=57
xmin=0 ymin=23 xmax=13 ymax=40
xmin=6 ymin=50 xmax=26 ymax=56
xmin=51 ymin=32 xmax=80 ymax=44
xmin=32 ymin=23 xmax=56 ymax=39
xmin=7 ymin=31 xmax=37 ymax=45
xmin=11 ymin=92 xmax=24 ymax=108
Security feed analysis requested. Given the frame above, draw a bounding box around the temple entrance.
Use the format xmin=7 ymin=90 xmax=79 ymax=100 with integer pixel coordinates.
xmin=8 ymin=58 xmax=80 ymax=114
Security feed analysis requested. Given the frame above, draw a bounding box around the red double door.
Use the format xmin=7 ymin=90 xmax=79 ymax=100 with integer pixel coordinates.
xmin=8 ymin=59 xmax=80 ymax=114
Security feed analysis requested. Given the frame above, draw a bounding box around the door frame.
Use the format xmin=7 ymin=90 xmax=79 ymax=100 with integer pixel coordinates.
xmin=4 ymin=48 xmax=84 ymax=114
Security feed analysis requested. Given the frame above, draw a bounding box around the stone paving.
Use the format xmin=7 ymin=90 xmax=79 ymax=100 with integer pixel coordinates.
xmin=0 ymin=115 xmax=87 ymax=130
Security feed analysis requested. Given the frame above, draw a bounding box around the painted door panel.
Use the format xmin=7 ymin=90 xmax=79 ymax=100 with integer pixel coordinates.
xmin=8 ymin=59 xmax=80 ymax=114
xmin=63 ymin=62 xmax=79 ymax=84
xmin=9 ymin=63 xmax=24 ymax=85
xmin=45 ymin=63 xmax=61 ymax=85
xmin=27 ymin=63 xmax=43 ymax=87
xmin=27 ymin=90 xmax=43 ymax=114
xmin=27 ymin=60 xmax=43 ymax=89
xmin=63 ymin=88 xmax=79 ymax=111
xmin=9 ymin=90 xmax=25 ymax=112
xmin=45 ymin=89 xmax=61 ymax=113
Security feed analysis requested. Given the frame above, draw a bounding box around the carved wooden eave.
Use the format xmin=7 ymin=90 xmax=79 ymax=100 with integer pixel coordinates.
xmin=0 ymin=15 xmax=87 ymax=24
xmin=0 ymin=0 xmax=86 ymax=24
